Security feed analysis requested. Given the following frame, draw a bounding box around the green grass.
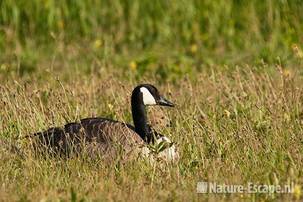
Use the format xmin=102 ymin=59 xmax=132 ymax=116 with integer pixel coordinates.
xmin=1 ymin=0 xmax=303 ymax=66
xmin=2 ymin=65 xmax=303 ymax=201
xmin=1 ymin=0 xmax=303 ymax=201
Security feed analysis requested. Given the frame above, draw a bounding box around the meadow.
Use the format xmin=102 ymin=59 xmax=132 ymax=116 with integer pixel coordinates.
xmin=1 ymin=0 xmax=303 ymax=201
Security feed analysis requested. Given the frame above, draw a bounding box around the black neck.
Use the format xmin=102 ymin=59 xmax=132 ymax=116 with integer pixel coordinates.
xmin=131 ymin=98 xmax=152 ymax=143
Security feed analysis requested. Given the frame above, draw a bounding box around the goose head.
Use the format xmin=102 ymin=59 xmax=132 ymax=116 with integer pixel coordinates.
xmin=131 ymin=84 xmax=178 ymax=162
xmin=131 ymin=84 xmax=175 ymax=107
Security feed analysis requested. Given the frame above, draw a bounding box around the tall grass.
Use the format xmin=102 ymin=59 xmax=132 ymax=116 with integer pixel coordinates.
xmin=1 ymin=66 xmax=303 ymax=201
xmin=1 ymin=0 xmax=303 ymax=64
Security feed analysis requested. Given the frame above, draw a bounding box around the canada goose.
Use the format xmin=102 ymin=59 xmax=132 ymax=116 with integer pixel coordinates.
xmin=30 ymin=84 xmax=178 ymax=162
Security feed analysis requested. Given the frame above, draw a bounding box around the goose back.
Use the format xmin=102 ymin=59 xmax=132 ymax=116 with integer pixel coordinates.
xmin=32 ymin=118 xmax=146 ymax=161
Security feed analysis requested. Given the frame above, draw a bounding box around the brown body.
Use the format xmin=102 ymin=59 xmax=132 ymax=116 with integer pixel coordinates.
xmin=33 ymin=118 xmax=146 ymax=161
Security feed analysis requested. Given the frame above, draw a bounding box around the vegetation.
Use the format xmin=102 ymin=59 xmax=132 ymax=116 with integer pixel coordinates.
xmin=1 ymin=0 xmax=303 ymax=201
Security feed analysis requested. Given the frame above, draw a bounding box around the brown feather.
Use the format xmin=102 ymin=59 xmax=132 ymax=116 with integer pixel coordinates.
xmin=32 ymin=118 xmax=146 ymax=161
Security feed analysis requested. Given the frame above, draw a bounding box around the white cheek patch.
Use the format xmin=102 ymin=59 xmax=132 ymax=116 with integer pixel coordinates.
xmin=140 ymin=87 xmax=156 ymax=105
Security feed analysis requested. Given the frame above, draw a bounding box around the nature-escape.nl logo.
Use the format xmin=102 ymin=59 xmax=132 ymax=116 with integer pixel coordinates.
xmin=197 ymin=181 xmax=295 ymax=194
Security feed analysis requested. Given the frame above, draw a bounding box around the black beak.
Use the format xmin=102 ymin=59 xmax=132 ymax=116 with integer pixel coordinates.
xmin=158 ymin=97 xmax=175 ymax=107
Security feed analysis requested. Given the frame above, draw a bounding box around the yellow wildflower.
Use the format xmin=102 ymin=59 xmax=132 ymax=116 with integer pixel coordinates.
xmin=293 ymin=184 xmax=302 ymax=200
xmin=224 ymin=109 xmax=231 ymax=118
xmin=190 ymin=44 xmax=198 ymax=54
xmin=108 ymin=104 xmax=113 ymax=111
xmin=93 ymin=39 xmax=102 ymax=49
xmin=129 ymin=61 xmax=137 ymax=71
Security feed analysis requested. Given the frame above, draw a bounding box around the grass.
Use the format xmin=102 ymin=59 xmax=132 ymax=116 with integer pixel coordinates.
xmin=2 ymin=64 xmax=303 ymax=201
xmin=1 ymin=0 xmax=303 ymax=201
xmin=1 ymin=0 xmax=303 ymax=66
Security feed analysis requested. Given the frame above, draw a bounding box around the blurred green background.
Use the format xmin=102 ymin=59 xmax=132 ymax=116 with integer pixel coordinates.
xmin=0 ymin=0 xmax=303 ymax=81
